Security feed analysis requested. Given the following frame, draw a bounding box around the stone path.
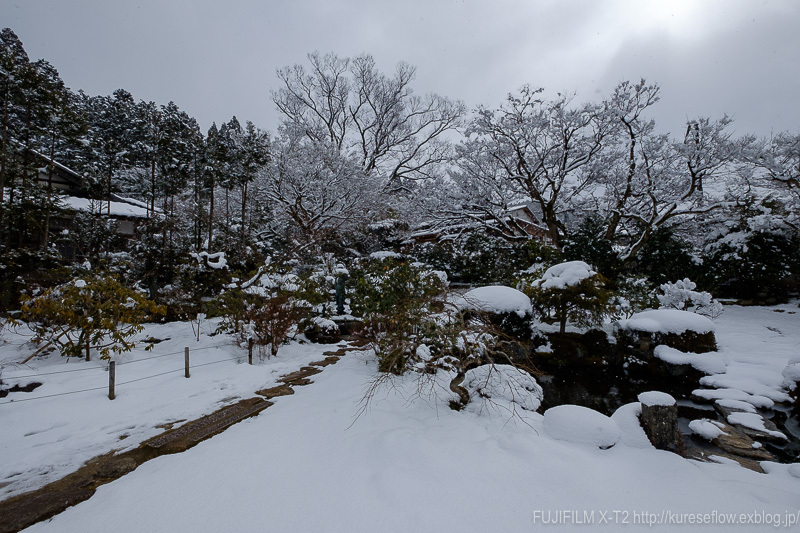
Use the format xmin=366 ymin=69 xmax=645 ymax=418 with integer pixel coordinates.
xmin=0 ymin=341 xmax=365 ymax=533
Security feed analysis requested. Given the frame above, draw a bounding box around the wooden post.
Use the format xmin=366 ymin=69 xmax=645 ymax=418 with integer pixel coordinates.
xmin=108 ymin=361 xmax=115 ymax=400
xmin=185 ymin=347 xmax=190 ymax=378
xmin=248 ymin=338 xmax=253 ymax=365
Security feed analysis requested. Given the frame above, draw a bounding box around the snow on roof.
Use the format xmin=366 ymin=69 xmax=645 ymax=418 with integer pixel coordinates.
xmin=57 ymin=195 xmax=151 ymax=218
xmin=536 ymin=261 xmax=596 ymax=290
xmin=454 ymin=285 xmax=533 ymax=317
xmin=616 ymin=309 xmax=715 ymax=335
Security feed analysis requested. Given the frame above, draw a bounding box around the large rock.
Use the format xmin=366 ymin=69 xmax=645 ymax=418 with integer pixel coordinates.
xmin=616 ymin=309 xmax=717 ymax=353
xmin=638 ymin=391 xmax=681 ymax=452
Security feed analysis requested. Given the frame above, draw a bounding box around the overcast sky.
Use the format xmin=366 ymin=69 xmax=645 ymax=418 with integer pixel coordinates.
xmin=3 ymin=0 xmax=798 ymax=137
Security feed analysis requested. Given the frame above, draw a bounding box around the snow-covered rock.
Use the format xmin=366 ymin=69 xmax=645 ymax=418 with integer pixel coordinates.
xmin=617 ymin=309 xmax=715 ymax=335
xmin=543 ymin=404 xmax=620 ymax=449
xmin=463 ymin=364 xmax=543 ymax=412
xmin=781 ymin=354 xmax=800 ymax=387
xmin=654 ymin=345 xmax=726 ymax=375
xmin=535 ymin=261 xmax=596 ymax=290
xmin=689 ymin=419 xmax=728 ymax=441
xmin=456 ymin=286 xmax=533 ymax=318
xmin=637 ymin=391 xmax=676 ymax=407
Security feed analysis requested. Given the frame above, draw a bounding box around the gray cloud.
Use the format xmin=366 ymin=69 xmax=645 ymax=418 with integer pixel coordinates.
xmin=2 ymin=0 xmax=798 ymax=137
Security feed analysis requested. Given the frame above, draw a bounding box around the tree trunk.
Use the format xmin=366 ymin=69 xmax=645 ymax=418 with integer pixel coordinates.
xmin=207 ymin=184 xmax=214 ymax=249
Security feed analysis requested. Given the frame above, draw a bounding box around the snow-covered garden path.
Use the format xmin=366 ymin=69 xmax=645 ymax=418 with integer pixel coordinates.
xmin=21 ymin=316 xmax=800 ymax=533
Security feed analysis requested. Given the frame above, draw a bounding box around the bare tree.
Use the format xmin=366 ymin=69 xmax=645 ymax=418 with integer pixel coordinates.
xmin=451 ymin=85 xmax=609 ymax=248
xmin=273 ymin=52 xmax=465 ymax=193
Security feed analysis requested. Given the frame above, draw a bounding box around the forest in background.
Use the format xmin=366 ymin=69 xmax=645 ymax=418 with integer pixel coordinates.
xmin=1 ymin=26 xmax=799 ymax=318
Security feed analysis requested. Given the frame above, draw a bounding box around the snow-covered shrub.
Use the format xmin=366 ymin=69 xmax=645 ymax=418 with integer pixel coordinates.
xmin=214 ymin=258 xmax=307 ymax=358
xmin=657 ymin=278 xmax=723 ymax=318
xmin=463 ymin=364 xmax=543 ymax=413
xmin=520 ymin=261 xmax=614 ymax=334
xmin=454 ymin=285 xmax=534 ymax=339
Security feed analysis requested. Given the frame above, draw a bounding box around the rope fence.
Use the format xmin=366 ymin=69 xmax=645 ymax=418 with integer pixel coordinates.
xmin=0 ymin=344 xmax=244 ymax=405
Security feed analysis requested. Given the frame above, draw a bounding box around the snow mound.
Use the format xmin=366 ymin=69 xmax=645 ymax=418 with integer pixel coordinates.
xmin=782 ymin=355 xmax=800 ymax=385
xmin=543 ymin=405 xmax=620 ymax=449
xmin=610 ymin=402 xmax=652 ymax=448
xmin=654 ymin=345 xmax=726 ymax=375
xmin=617 ymin=309 xmax=715 ymax=335
xmin=689 ymin=419 xmax=727 ymax=441
xmin=463 ymin=364 xmax=543 ymax=412
xmin=457 ymin=286 xmax=533 ymax=317
xmin=536 ymin=261 xmax=596 ymax=290
xmin=637 ymin=391 xmax=675 ymax=407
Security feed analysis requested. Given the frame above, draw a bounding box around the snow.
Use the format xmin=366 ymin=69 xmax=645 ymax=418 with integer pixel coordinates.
xmin=617 ymin=308 xmax=716 ymax=335
xmin=369 ymin=250 xmax=403 ymax=260
xmin=689 ymin=419 xmax=728 ymax=440
xmin=311 ymin=317 xmax=338 ymax=331
xmin=455 ymin=285 xmax=532 ymax=317
xmin=543 ymin=404 xmax=620 ymax=449
xmin=609 ymin=402 xmax=653 ymax=449
xmin=3 ymin=304 xmax=800 ymax=533
xmin=57 ymin=195 xmax=151 ymax=218
xmin=637 ymin=391 xmax=675 ymax=407
xmin=190 ymin=251 xmax=227 ymax=270
xmin=716 ymin=398 xmax=757 ymax=413
xmin=693 ymin=388 xmax=775 ymax=409
xmin=0 ymin=320 xmax=343 ymax=499
xmin=535 ymin=260 xmax=596 ymax=290
xmin=654 ymin=345 xmax=726 ymax=374
xmin=463 ymin=364 xmax=543 ymax=413
xmin=726 ymin=412 xmax=787 ymax=440
xmin=782 ymin=355 xmax=800 ymax=385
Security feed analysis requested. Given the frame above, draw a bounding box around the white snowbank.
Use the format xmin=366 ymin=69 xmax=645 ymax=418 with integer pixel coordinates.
xmin=543 ymin=404 xmax=620 ymax=449
xmin=654 ymin=345 xmax=726 ymax=374
xmin=617 ymin=309 xmax=716 ymax=335
xmin=637 ymin=391 xmax=675 ymax=407
xmin=463 ymin=364 xmax=543 ymax=412
xmin=689 ymin=419 xmax=727 ymax=441
xmin=782 ymin=355 xmax=800 ymax=384
xmin=456 ymin=286 xmax=532 ymax=317
xmin=535 ymin=260 xmax=596 ymax=290
xmin=610 ymin=402 xmax=653 ymax=448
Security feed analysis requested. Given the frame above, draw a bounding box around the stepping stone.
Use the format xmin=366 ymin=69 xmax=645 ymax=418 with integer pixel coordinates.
xmin=711 ymin=422 xmax=774 ymax=461
xmin=278 ymin=366 xmax=322 ymax=386
xmin=256 ymin=384 xmax=294 ymax=399
xmin=145 ymin=398 xmax=271 ymax=451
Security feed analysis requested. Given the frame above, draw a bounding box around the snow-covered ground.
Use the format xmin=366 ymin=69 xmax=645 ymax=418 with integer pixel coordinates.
xmin=0 ymin=318 xmax=342 ymax=499
xmin=3 ymin=304 xmax=800 ymax=532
